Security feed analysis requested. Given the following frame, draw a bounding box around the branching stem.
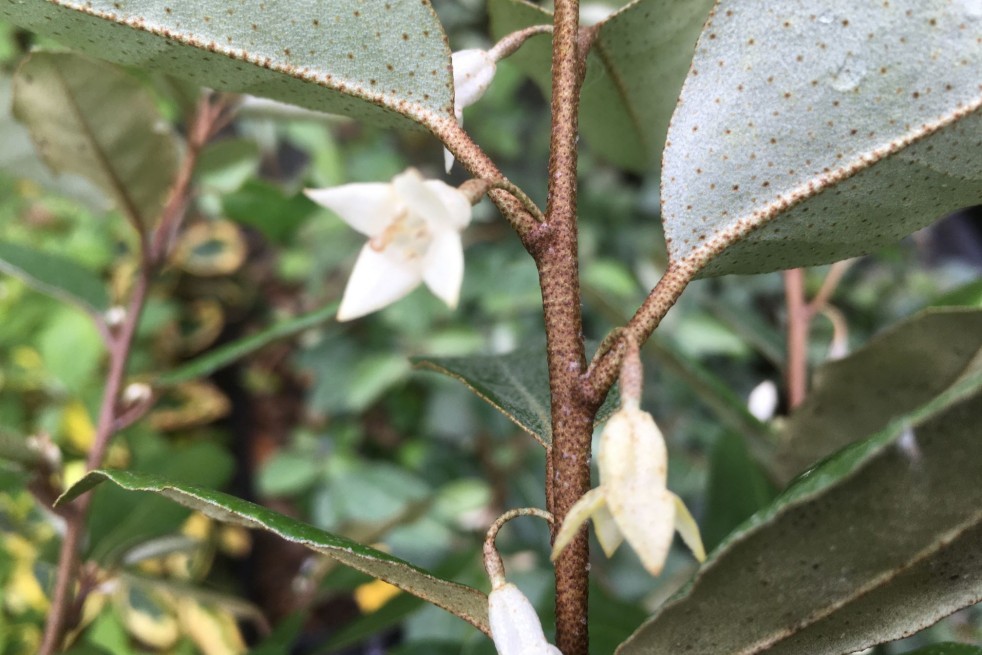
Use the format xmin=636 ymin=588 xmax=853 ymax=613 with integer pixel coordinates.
xmin=37 ymin=93 xmax=224 ymax=655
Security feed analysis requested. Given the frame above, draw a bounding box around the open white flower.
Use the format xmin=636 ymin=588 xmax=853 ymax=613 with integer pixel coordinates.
xmin=305 ymin=168 xmax=471 ymax=321
xmin=489 ymin=583 xmax=563 ymax=655
xmin=551 ymin=399 xmax=706 ymax=576
xmin=445 ymin=49 xmax=497 ymax=172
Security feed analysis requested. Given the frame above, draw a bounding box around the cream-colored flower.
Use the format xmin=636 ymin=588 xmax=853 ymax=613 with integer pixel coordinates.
xmin=305 ymin=169 xmax=471 ymax=321
xmin=551 ymin=400 xmax=706 ymax=576
xmin=489 ymin=583 xmax=563 ymax=655
xmin=445 ymin=49 xmax=497 ymax=172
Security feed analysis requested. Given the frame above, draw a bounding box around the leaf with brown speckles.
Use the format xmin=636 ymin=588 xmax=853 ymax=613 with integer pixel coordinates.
xmin=773 ymin=307 xmax=982 ymax=484
xmin=618 ymin=360 xmax=982 ymax=655
xmin=662 ymin=1 xmax=982 ymax=276
xmin=0 ymin=0 xmax=453 ymax=129
xmin=58 ymin=469 xmax=491 ymax=636
xmin=489 ymin=0 xmax=713 ymax=173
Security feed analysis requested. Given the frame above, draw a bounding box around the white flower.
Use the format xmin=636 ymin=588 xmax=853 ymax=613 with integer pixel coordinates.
xmin=747 ymin=380 xmax=779 ymax=422
xmin=489 ymin=583 xmax=563 ymax=655
xmin=305 ymin=168 xmax=472 ymax=321
xmin=579 ymin=3 xmax=617 ymax=26
xmin=551 ymin=400 xmax=706 ymax=576
xmin=445 ymin=49 xmax=497 ymax=172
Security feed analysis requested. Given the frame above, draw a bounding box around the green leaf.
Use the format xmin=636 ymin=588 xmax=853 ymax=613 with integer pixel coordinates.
xmin=617 ymin=366 xmax=982 ymax=655
xmin=647 ymin=336 xmax=773 ymax=461
xmin=702 ymin=431 xmax=775 ymax=552
xmin=58 ymin=469 xmax=491 ymax=636
xmin=156 ymin=302 xmax=338 ymax=385
xmin=13 ymin=51 xmax=179 ymax=227
xmin=222 ymin=180 xmax=318 ymax=244
xmin=773 ymin=307 xmax=982 ymax=484
xmin=413 ymin=342 xmax=620 ymax=447
xmin=0 ymin=241 xmax=109 ymax=314
xmin=0 ymin=0 xmax=453 ymax=129
xmin=488 ymin=0 xmax=712 ymax=172
xmin=661 ymin=1 xmax=982 ymax=276
xmin=903 ymin=644 xmax=982 ymax=655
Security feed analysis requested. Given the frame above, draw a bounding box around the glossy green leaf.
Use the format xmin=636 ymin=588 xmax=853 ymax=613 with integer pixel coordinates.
xmin=413 ymin=343 xmax=620 ymax=447
xmin=59 ymin=469 xmax=490 ymax=636
xmin=662 ymin=1 xmax=982 ymax=276
xmin=702 ymin=432 xmax=775 ymax=552
xmin=0 ymin=0 xmax=453 ymax=129
xmin=0 ymin=241 xmax=109 ymax=314
xmin=13 ymin=51 xmax=179 ymax=227
xmin=617 ymin=367 xmax=982 ymax=655
xmin=488 ymin=0 xmax=712 ymax=172
xmin=157 ymin=302 xmax=338 ymax=385
xmin=774 ymin=307 xmax=982 ymax=484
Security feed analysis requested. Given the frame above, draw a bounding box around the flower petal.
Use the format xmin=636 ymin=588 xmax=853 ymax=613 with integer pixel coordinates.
xmin=337 ymin=244 xmax=422 ymax=321
xmin=424 ymin=179 xmax=473 ymax=230
xmin=451 ymin=49 xmax=496 ymax=117
xmin=422 ymin=231 xmax=465 ymax=309
xmin=599 ymin=405 xmax=675 ymax=576
xmin=489 ymin=583 xmax=557 ymax=655
xmin=671 ymin=492 xmax=707 ymax=563
xmin=591 ymin=501 xmax=624 ymax=558
xmin=551 ymin=486 xmax=606 ymax=562
xmin=304 ymin=183 xmax=396 ymax=237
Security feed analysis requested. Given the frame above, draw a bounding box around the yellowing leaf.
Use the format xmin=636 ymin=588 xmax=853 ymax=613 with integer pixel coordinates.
xmin=62 ymin=400 xmax=95 ymax=452
xmin=4 ymin=561 xmax=48 ymax=613
xmin=178 ymin=598 xmax=247 ymax=655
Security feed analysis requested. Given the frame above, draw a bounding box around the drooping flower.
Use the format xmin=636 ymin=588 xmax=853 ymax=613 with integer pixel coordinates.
xmin=489 ymin=583 xmax=563 ymax=655
xmin=305 ymin=168 xmax=472 ymax=321
xmin=551 ymin=399 xmax=706 ymax=576
xmin=445 ymin=49 xmax=497 ymax=172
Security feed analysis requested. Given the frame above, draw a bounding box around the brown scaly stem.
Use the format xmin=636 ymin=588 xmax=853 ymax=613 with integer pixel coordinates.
xmin=537 ymin=1 xmax=594 ymax=653
xmin=38 ymin=94 xmax=224 ymax=655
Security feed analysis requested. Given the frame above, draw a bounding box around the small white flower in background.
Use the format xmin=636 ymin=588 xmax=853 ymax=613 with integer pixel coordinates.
xmin=489 ymin=583 xmax=563 ymax=655
xmin=579 ymin=2 xmax=618 ymax=26
xmin=747 ymin=380 xmax=779 ymax=422
xmin=552 ymin=398 xmax=706 ymax=576
xmin=445 ymin=49 xmax=497 ymax=172
xmin=305 ymin=168 xmax=472 ymax=321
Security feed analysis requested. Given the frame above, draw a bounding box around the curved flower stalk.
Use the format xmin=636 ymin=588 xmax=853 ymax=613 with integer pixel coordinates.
xmin=305 ymin=168 xmax=472 ymax=321
xmin=483 ymin=508 xmax=562 ymax=655
xmin=552 ymin=348 xmax=706 ymax=576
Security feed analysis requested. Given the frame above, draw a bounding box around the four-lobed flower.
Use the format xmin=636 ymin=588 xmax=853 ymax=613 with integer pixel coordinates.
xmin=305 ymin=168 xmax=472 ymax=321
xmin=551 ymin=396 xmax=706 ymax=576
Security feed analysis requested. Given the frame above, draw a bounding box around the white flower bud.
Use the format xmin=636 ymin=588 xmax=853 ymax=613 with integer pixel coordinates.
xmin=747 ymin=380 xmax=779 ymax=422
xmin=445 ymin=49 xmax=497 ymax=172
xmin=489 ymin=583 xmax=563 ymax=655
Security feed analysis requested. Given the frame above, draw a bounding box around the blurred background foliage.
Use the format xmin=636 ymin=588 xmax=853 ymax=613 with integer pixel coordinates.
xmin=0 ymin=2 xmax=980 ymax=654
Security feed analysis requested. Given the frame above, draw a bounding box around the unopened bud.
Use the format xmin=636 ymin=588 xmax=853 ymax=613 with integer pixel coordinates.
xmin=489 ymin=583 xmax=562 ymax=655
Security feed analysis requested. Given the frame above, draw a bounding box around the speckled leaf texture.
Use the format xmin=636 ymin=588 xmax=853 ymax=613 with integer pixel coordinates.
xmin=58 ymin=469 xmax=491 ymax=636
xmin=662 ymin=1 xmax=982 ymax=276
xmin=489 ymin=0 xmax=713 ymax=173
xmin=773 ymin=307 xmax=982 ymax=485
xmin=618 ymin=367 xmax=982 ymax=655
xmin=0 ymin=0 xmax=454 ymax=129
xmin=13 ymin=51 xmax=178 ymax=226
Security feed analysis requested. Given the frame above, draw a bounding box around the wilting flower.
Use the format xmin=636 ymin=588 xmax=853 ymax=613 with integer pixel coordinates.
xmin=489 ymin=583 xmax=563 ymax=655
xmin=551 ymin=399 xmax=706 ymax=576
xmin=305 ymin=168 xmax=472 ymax=321
xmin=445 ymin=49 xmax=497 ymax=172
